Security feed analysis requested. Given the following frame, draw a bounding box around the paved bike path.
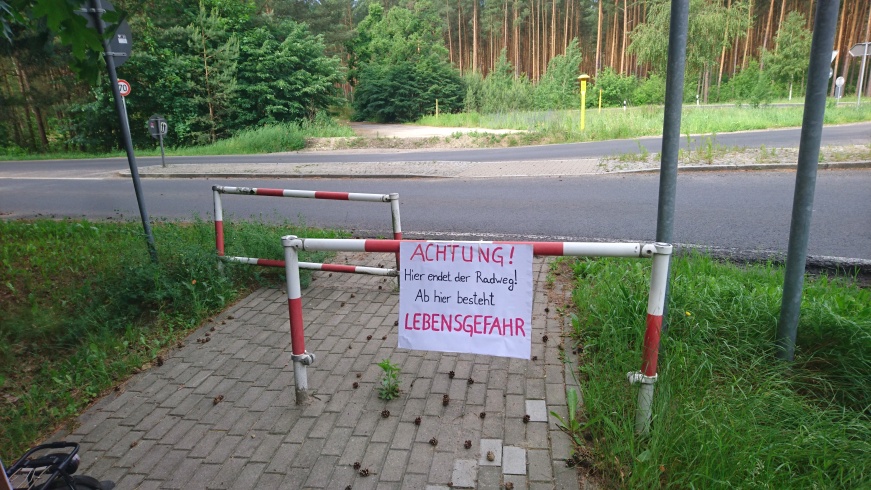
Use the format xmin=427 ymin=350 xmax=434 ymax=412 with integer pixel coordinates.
xmin=60 ymin=253 xmax=593 ymax=489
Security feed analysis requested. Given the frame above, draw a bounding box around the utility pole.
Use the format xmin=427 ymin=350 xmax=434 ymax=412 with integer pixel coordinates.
xmin=776 ymin=0 xmax=841 ymax=361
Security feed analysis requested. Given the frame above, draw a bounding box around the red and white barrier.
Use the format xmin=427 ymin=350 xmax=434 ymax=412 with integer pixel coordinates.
xmin=280 ymin=236 xmax=672 ymax=417
xmin=212 ymin=186 xmax=402 ymax=273
xmin=223 ymin=255 xmax=396 ymax=276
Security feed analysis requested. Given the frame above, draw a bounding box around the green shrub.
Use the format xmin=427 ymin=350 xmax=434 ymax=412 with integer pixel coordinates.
xmin=592 ymin=67 xmax=638 ymax=107
xmin=632 ymin=73 xmax=666 ymax=106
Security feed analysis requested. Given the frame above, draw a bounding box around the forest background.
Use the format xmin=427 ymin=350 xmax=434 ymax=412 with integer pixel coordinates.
xmin=2 ymin=0 xmax=870 ymax=154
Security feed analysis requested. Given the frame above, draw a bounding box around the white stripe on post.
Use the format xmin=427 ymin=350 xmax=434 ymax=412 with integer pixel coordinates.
xmin=282 ymin=235 xmax=309 ymax=405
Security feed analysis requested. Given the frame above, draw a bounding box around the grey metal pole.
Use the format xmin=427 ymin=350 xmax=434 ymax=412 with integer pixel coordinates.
xmin=656 ymin=0 xmax=688 ymax=244
xmin=777 ymin=0 xmax=841 ymax=362
xmin=654 ymin=0 xmax=689 ymax=335
xmin=159 ymin=132 xmax=166 ymax=168
xmin=858 ymin=43 xmax=869 ymax=107
xmin=90 ymin=0 xmax=157 ymax=262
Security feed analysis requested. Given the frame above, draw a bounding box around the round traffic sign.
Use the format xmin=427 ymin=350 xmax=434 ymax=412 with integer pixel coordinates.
xmin=118 ymin=79 xmax=131 ymax=97
xmin=835 ymin=76 xmax=845 ymax=87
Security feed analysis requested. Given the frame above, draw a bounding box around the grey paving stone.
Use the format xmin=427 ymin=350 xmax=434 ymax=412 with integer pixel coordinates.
xmin=478 ymin=465 xmax=503 ymax=488
xmin=528 ymin=449 xmax=553 ymax=482
xmin=291 ymin=437 xmax=326 ymax=468
xmin=452 ymin=459 xmax=477 ymax=488
xmin=208 ymin=456 xmax=248 ymax=489
xmin=526 ymin=399 xmax=548 ymax=422
xmin=479 ymin=438 xmax=503 ymax=466
xmin=553 ymin=460 xmax=581 ymax=489
xmin=503 ymin=446 xmax=527 ymax=475
xmin=504 ymin=473 xmax=529 ymax=489
xmin=265 ymin=442 xmax=300 ymax=473
xmin=380 ymin=449 xmax=409 ymax=482
xmin=428 ymin=451 xmax=455 ymax=485
xmin=304 ymin=455 xmax=337 ymax=488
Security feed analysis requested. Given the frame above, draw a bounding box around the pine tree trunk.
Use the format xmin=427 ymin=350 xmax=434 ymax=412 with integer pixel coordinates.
xmin=760 ymin=0 xmax=776 ymax=69
xmin=473 ymin=0 xmax=478 ymax=73
xmin=620 ymin=0 xmax=627 ymax=75
xmin=11 ymin=56 xmax=37 ymax=151
xmin=841 ymin=1 xmax=860 ymax=95
xmin=2 ymin=67 xmax=24 ymax=148
xmin=865 ymin=0 xmax=871 ymax=97
xmin=458 ymin=0 xmax=464 ymax=74
xmin=595 ymin=0 xmax=603 ymax=76
xmin=742 ymin=0 xmax=753 ymax=69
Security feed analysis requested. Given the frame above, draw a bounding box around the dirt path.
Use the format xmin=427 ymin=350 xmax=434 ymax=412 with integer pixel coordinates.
xmin=349 ymin=122 xmax=524 ymax=138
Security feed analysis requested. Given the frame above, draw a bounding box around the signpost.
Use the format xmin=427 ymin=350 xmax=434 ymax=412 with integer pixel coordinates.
xmin=148 ymin=115 xmax=168 ymax=168
xmin=398 ymin=242 xmax=533 ymax=359
xmin=83 ymin=0 xmax=157 ymax=262
xmin=849 ymin=42 xmax=871 ymax=107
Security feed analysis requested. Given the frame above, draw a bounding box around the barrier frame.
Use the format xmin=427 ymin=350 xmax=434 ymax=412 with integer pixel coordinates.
xmin=281 ymin=236 xmax=672 ymax=433
xmin=212 ymin=185 xmax=401 ymax=274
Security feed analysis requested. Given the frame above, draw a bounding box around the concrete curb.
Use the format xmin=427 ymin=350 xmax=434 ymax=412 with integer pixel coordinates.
xmin=123 ymin=160 xmax=871 ymax=179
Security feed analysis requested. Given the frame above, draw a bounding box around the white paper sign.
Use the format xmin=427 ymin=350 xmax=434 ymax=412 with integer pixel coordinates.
xmin=398 ymin=242 xmax=533 ymax=359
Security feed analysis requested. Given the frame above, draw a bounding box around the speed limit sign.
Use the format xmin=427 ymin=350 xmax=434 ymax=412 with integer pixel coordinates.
xmin=118 ymin=79 xmax=131 ymax=97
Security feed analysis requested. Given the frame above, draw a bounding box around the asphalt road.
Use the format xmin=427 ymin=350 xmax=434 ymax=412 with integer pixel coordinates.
xmin=1 ymin=170 xmax=869 ymax=260
xmin=2 ymin=123 xmax=869 ymax=175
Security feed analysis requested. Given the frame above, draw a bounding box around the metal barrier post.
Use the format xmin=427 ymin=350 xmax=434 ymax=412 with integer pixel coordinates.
xmin=628 ymin=242 xmax=673 ymax=435
xmin=213 ymin=187 xmax=225 ymax=256
xmin=282 ymin=235 xmax=315 ymax=405
xmin=389 ymin=193 xmax=402 ymax=271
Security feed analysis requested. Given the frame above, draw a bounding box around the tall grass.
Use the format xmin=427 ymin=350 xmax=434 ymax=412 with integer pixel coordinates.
xmin=564 ymin=255 xmax=870 ymax=487
xmin=0 ymin=118 xmax=356 ymax=161
xmin=418 ymin=103 xmax=871 ymax=143
xmin=0 ymin=218 xmax=346 ymax=460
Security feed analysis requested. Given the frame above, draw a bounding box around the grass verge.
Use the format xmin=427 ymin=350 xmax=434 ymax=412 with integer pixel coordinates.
xmin=417 ymin=103 xmax=871 ymax=145
xmin=558 ymin=255 xmax=870 ymax=488
xmin=0 ymin=119 xmax=356 ymax=161
xmin=0 ymin=218 xmax=346 ymax=460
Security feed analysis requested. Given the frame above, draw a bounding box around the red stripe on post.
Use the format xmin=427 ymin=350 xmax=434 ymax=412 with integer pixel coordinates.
xmin=257 ymin=259 xmax=286 ymax=268
xmin=319 ymin=263 xmax=359 ymax=273
xmin=497 ymin=241 xmax=564 ymax=256
xmin=314 ymin=191 xmax=350 ymax=200
xmin=215 ymin=221 xmax=225 ymax=256
xmin=532 ymin=242 xmax=564 ymax=256
xmin=256 ymin=188 xmax=285 ymax=197
xmin=288 ymin=297 xmax=306 ymax=355
xmin=364 ymin=240 xmax=401 ymax=253
xmin=641 ymin=314 xmax=663 ymax=377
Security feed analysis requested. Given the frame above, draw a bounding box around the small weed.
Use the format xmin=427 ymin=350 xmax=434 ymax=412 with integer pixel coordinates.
xmin=377 ymin=358 xmax=401 ymax=400
xmin=550 ymin=387 xmax=584 ymax=446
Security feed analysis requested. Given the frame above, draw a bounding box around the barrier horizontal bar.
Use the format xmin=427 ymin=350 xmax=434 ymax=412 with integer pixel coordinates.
xmin=213 ymin=186 xmax=391 ymax=203
xmin=222 ymin=255 xmax=397 ymax=276
xmin=282 ymin=238 xmax=656 ymax=258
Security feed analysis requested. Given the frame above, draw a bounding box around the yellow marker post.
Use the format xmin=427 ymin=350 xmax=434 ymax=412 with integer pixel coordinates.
xmin=577 ymin=74 xmax=590 ymax=131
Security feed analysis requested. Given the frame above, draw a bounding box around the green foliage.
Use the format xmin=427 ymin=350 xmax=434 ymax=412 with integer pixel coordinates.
xmin=0 ymin=218 xmax=345 ymax=459
xmin=762 ymin=11 xmax=812 ymax=99
xmin=593 ymin=67 xmax=637 ymax=107
xmin=567 ymin=254 xmax=870 ymax=487
xmin=631 ymin=73 xmax=666 ymax=106
xmin=351 ymin=4 xmax=463 ymax=123
xmin=722 ymin=59 xmax=774 ymax=106
xmin=550 ymin=385 xmax=583 ymax=446
xmin=629 ymin=0 xmax=749 ymax=101
xmin=353 ymin=57 xmax=463 ymax=123
xmin=533 ymin=39 xmax=584 ymax=110
xmin=377 ymin=358 xmax=401 ymax=400
xmin=232 ymin=19 xmax=344 ymax=128
xmin=464 ymin=50 xmax=533 ymax=114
